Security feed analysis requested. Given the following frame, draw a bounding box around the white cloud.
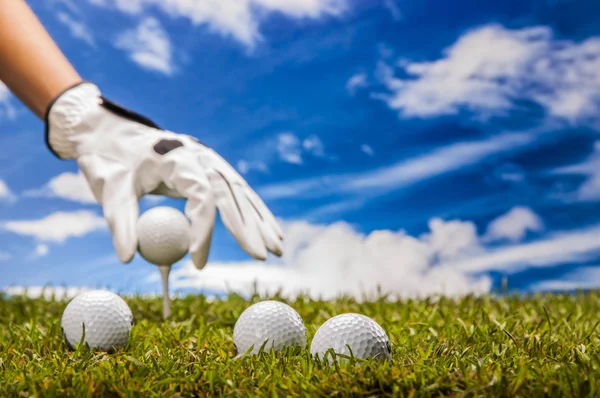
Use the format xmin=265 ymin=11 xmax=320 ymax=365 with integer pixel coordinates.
xmin=34 ymin=244 xmax=50 ymax=258
xmin=169 ymin=216 xmax=600 ymax=299
xmin=378 ymin=43 xmax=394 ymax=59
xmin=1 ymin=210 xmax=107 ymax=243
xmin=51 ymin=0 xmax=81 ymax=13
xmin=443 ymin=224 xmax=600 ymax=274
xmin=579 ymin=175 xmax=600 ymax=201
xmin=1 ymin=286 xmax=94 ymax=300
xmin=88 ymin=0 xmax=346 ymax=48
xmin=24 ymin=171 xmax=97 ymax=204
xmin=115 ymin=17 xmax=174 ymax=75
xmin=383 ymin=0 xmax=401 ymax=21
xmin=0 ymin=179 xmax=16 ymax=202
xmin=529 ymin=266 xmax=600 ymax=292
xmin=259 ymin=132 xmax=533 ymax=200
xmin=87 ymin=0 xmax=144 ymax=14
xmin=243 ymin=133 xmax=327 ymax=172
xmin=302 ymin=135 xmax=325 ymax=157
xmin=56 ymin=12 xmax=95 ymax=46
xmin=0 ymin=81 xmax=16 ymax=120
xmin=553 ymin=141 xmax=600 ymax=201
xmin=237 ymin=159 xmax=268 ymax=175
xmin=277 ymin=132 xmax=303 ymax=164
xmin=276 ymin=133 xmax=327 ymax=164
xmin=422 ymin=218 xmax=483 ymax=262
xmin=484 ymin=206 xmax=544 ymax=243
xmin=346 ymin=72 xmax=368 ymax=95
xmin=2 ymin=285 xmax=201 ymax=300
xmin=301 ymin=197 xmax=366 ymax=220
xmin=337 ymin=133 xmax=530 ymax=192
xmin=498 ymin=171 xmax=525 ymax=183
xmin=26 ymin=171 xmax=172 ymax=205
xmin=360 ymin=144 xmax=374 ymax=156
xmin=170 ymin=219 xmax=492 ymax=300
xmin=554 ymin=142 xmax=600 ymax=176
xmin=376 ymin=24 xmax=600 ymax=123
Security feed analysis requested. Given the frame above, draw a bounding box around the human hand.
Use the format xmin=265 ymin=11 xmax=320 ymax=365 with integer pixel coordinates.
xmin=45 ymin=82 xmax=284 ymax=269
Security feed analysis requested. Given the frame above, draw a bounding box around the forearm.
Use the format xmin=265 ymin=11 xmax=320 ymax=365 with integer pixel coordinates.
xmin=0 ymin=0 xmax=81 ymax=119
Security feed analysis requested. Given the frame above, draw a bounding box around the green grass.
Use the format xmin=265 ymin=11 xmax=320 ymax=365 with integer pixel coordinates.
xmin=2 ymin=290 xmax=600 ymax=397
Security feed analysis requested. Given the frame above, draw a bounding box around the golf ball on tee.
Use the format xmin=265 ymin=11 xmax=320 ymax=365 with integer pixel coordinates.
xmin=61 ymin=290 xmax=133 ymax=351
xmin=137 ymin=206 xmax=191 ymax=265
xmin=310 ymin=313 xmax=391 ymax=363
xmin=233 ymin=300 xmax=307 ymax=355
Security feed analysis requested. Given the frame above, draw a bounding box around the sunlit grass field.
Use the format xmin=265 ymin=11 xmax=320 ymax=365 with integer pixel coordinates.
xmin=1 ymin=290 xmax=600 ymax=397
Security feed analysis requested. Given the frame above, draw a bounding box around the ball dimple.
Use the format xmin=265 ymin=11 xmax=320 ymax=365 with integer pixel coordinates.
xmin=137 ymin=206 xmax=191 ymax=265
xmin=233 ymin=300 xmax=306 ymax=355
xmin=61 ymin=290 xmax=133 ymax=351
xmin=310 ymin=313 xmax=391 ymax=364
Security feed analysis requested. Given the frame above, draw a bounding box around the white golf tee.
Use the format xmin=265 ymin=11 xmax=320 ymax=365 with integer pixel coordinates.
xmin=158 ymin=264 xmax=172 ymax=319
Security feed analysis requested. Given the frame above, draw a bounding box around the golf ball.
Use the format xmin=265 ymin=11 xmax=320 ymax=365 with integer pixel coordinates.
xmin=137 ymin=206 xmax=190 ymax=265
xmin=61 ymin=290 xmax=133 ymax=351
xmin=310 ymin=313 xmax=391 ymax=363
xmin=233 ymin=300 xmax=307 ymax=355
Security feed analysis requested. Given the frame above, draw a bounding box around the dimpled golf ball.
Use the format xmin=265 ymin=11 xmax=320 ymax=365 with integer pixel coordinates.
xmin=233 ymin=300 xmax=307 ymax=355
xmin=137 ymin=206 xmax=191 ymax=265
xmin=310 ymin=313 xmax=391 ymax=363
xmin=61 ymin=290 xmax=133 ymax=351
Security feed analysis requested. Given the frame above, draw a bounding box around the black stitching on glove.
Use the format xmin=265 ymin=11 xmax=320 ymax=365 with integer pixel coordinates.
xmin=246 ymin=193 xmax=264 ymax=221
xmin=153 ymin=139 xmax=184 ymax=155
xmin=215 ymin=170 xmax=245 ymax=225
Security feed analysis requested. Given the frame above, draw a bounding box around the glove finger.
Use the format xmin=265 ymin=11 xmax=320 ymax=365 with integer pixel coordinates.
xmin=79 ymin=155 xmax=139 ymax=264
xmin=232 ymin=184 xmax=270 ymax=260
xmin=257 ymin=216 xmax=284 ymax=257
xmin=159 ymin=151 xmax=216 ymax=269
xmin=185 ymin=185 xmax=216 ymax=270
xmin=211 ymin=174 xmax=267 ymax=261
xmin=245 ymin=188 xmax=284 ymax=240
xmin=241 ymin=190 xmax=283 ymax=256
xmin=189 ymin=142 xmax=283 ymax=257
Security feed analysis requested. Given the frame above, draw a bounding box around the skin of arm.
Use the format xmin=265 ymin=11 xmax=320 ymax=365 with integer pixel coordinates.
xmin=0 ymin=0 xmax=82 ymax=119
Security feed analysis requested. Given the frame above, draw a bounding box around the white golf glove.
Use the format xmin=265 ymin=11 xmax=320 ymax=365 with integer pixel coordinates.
xmin=45 ymin=82 xmax=283 ymax=269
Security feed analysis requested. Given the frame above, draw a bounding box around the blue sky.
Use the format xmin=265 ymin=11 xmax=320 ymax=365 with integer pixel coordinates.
xmin=1 ymin=0 xmax=600 ymax=299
